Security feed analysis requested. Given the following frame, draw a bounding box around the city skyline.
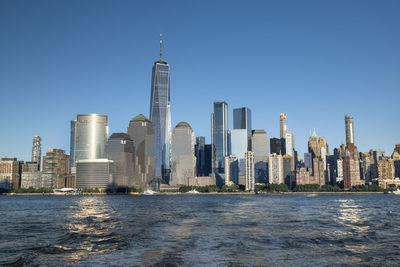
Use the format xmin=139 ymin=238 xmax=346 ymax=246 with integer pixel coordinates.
xmin=1 ymin=1 xmax=399 ymax=160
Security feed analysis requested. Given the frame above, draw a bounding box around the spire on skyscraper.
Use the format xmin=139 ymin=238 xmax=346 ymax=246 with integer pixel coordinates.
xmin=159 ymin=32 xmax=163 ymax=62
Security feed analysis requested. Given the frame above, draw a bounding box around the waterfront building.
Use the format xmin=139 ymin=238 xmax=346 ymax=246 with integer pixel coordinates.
xmin=31 ymin=136 xmax=42 ymax=171
xmin=378 ymin=157 xmax=395 ymax=180
xmin=170 ymin=122 xmax=196 ymax=186
xmin=42 ymin=149 xmax=70 ymax=189
xmin=268 ymin=153 xmax=283 ymax=184
xmin=280 ymin=113 xmax=287 ymax=139
xmin=359 ymin=151 xmax=374 ymax=183
xmin=336 ymin=158 xmax=344 ymax=182
xmin=251 ymin=130 xmax=269 ymax=184
xmin=312 ymin=157 xmax=326 ymax=186
xmin=343 ymin=156 xmax=362 ymax=189
xmin=188 ymin=176 xmax=217 ymax=187
xmin=293 ymin=167 xmax=312 ymax=186
xmin=211 ymin=101 xmax=228 ymax=172
xmin=230 ymin=129 xmax=248 ymax=174
xmin=345 ymin=114 xmax=354 ymax=145
xmin=149 ymin=34 xmax=171 ymax=181
xmin=127 ymin=114 xmax=156 ymax=188
xmin=75 ymin=159 xmax=115 ymax=189
xmin=245 ymin=151 xmax=255 ymax=191
xmin=21 ymin=162 xmax=41 ymax=189
xmin=70 ymin=114 xmax=108 ymax=172
xmin=0 ymin=158 xmax=21 ymax=190
xmin=270 ymin=138 xmax=282 ymax=155
xmin=195 ymin=137 xmax=206 ymax=177
xmin=225 ymin=155 xmax=238 ymax=185
xmin=392 ymin=146 xmax=400 ymax=178
xmin=282 ymin=154 xmax=293 ymax=186
xmin=233 ymin=107 xmax=252 ymax=134
xmin=104 ymin=133 xmax=135 ymax=189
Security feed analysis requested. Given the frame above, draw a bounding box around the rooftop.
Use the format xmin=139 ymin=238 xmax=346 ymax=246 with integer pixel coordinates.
xmin=175 ymin=121 xmax=192 ymax=129
xmin=130 ymin=114 xmax=151 ymax=123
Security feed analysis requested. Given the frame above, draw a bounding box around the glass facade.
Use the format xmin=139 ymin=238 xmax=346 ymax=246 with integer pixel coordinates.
xmin=230 ymin=129 xmax=248 ymax=175
xmin=233 ymin=107 xmax=252 ymax=134
xmin=150 ymin=61 xmax=171 ymax=179
xmin=70 ymin=114 xmax=108 ymax=171
xmin=212 ymin=101 xmax=228 ymax=172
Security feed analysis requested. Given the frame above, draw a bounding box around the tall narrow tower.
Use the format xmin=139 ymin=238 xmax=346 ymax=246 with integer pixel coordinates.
xmin=280 ymin=113 xmax=287 ymax=139
xmin=150 ymin=33 xmax=171 ymax=181
xmin=212 ymin=101 xmax=228 ymax=172
xmin=32 ymin=136 xmax=42 ymax=170
xmin=345 ymin=115 xmax=354 ymax=145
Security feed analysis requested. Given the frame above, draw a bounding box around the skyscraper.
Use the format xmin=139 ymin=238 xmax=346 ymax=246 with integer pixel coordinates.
xmin=150 ymin=33 xmax=171 ymax=181
xmin=251 ymin=130 xmax=269 ymax=184
xmin=233 ymin=107 xmax=252 ymax=134
xmin=230 ymin=129 xmax=248 ymax=174
xmin=268 ymin=153 xmax=284 ymax=184
xmin=42 ymin=149 xmax=70 ymax=189
xmin=195 ymin=136 xmax=206 ymax=177
xmin=32 ymin=136 xmax=42 ymax=170
xmin=127 ymin=114 xmax=156 ymax=187
xmin=170 ymin=122 xmax=196 ymax=186
xmin=245 ymin=151 xmax=255 ymax=191
xmin=280 ymin=113 xmax=287 ymax=139
xmin=345 ymin=115 xmax=354 ymax=145
xmin=211 ymin=101 xmax=228 ymax=172
xmin=70 ymin=114 xmax=109 ymax=172
xmin=270 ymin=138 xmax=282 ymax=155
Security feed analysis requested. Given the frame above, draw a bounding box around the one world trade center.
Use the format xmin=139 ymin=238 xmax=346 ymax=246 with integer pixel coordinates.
xmin=149 ymin=33 xmax=171 ymax=182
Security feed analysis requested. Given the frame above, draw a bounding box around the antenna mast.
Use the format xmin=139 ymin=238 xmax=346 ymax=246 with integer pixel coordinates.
xmin=159 ymin=32 xmax=163 ymax=62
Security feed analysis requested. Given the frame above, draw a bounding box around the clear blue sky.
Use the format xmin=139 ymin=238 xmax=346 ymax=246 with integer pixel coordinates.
xmin=0 ymin=0 xmax=399 ymax=161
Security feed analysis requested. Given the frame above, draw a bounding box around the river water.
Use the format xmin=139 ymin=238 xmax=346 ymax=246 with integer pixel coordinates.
xmin=0 ymin=194 xmax=399 ymax=266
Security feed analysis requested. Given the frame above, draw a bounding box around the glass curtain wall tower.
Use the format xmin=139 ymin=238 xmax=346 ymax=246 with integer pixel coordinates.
xmin=212 ymin=101 xmax=228 ymax=172
xmin=150 ymin=33 xmax=171 ymax=181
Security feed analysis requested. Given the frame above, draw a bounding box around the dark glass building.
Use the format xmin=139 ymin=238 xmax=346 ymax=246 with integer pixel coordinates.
xmin=233 ymin=107 xmax=252 ymax=134
xmin=149 ymin=34 xmax=171 ymax=181
xmin=204 ymin=144 xmax=216 ymax=176
xmin=270 ymin=138 xmax=282 ymax=155
xmin=212 ymin=101 xmax=228 ymax=172
xmin=195 ymin=136 xmax=206 ymax=176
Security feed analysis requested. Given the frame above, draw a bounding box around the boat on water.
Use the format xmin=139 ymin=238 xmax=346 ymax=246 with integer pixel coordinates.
xmin=143 ymin=189 xmax=156 ymax=195
xmin=187 ymin=189 xmax=200 ymax=194
xmin=307 ymin=194 xmax=318 ymax=197
xmin=52 ymin=188 xmax=79 ymax=195
xmin=392 ymin=189 xmax=400 ymax=195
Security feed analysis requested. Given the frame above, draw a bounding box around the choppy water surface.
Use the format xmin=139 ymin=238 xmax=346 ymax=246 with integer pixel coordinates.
xmin=1 ymin=194 xmax=400 ymax=266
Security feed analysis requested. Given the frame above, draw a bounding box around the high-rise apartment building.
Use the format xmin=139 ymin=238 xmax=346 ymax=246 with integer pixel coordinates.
xmin=150 ymin=34 xmax=171 ymax=181
xmin=345 ymin=115 xmax=354 ymax=145
xmin=32 ymin=136 xmax=42 ymax=171
xmin=127 ymin=114 xmax=156 ymax=188
xmin=245 ymin=151 xmax=255 ymax=191
xmin=170 ymin=122 xmax=196 ymax=186
xmin=70 ymin=114 xmax=108 ymax=172
xmin=225 ymin=155 xmax=238 ymax=185
xmin=211 ymin=101 xmax=228 ymax=172
xmin=268 ymin=153 xmax=284 ymax=184
xmin=42 ymin=149 xmax=70 ymax=189
xmin=343 ymin=156 xmax=362 ymax=189
xmin=0 ymin=158 xmax=21 ymax=190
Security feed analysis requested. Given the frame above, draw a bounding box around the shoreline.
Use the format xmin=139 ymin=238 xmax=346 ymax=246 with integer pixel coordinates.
xmin=1 ymin=191 xmax=385 ymax=196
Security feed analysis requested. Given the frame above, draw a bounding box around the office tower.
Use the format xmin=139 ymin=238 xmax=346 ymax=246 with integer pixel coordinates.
xmin=31 ymin=136 xmax=42 ymax=171
xmin=284 ymin=131 xmax=294 ymax=157
xmin=104 ymin=133 xmax=135 ymax=189
xmin=251 ymin=130 xmax=269 ymax=184
xmin=270 ymin=138 xmax=282 ymax=155
xmin=345 ymin=115 xmax=354 ymax=145
xmin=204 ymin=144 xmax=216 ymax=176
xmin=75 ymin=159 xmax=115 ymax=189
xmin=21 ymin=162 xmax=42 ymax=189
xmin=211 ymin=101 xmax=228 ymax=172
xmin=304 ymin=153 xmax=312 ymax=170
xmin=230 ymin=129 xmax=248 ymax=174
xmin=280 ymin=113 xmax=287 ymax=139
xmin=170 ymin=122 xmax=196 ymax=186
xmin=225 ymin=155 xmax=238 ymax=185
xmin=150 ymin=34 xmax=171 ymax=180
xmin=70 ymin=114 xmax=108 ymax=172
xmin=195 ymin=137 xmax=206 ymax=177
xmin=0 ymin=158 xmax=21 ymax=190
xmin=233 ymin=107 xmax=252 ymax=134
xmin=282 ymin=154 xmax=293 ymax=186
xmin=245 ymin=151 xmax=255 ymax=191
xmin=268 ymin=153 xmax=284 ymax=184
xmin=127 ymin=114 xmax=156 ymax=188
xmin=343 ymin=156 xmax=362 ymax=189
xmin=42 ymin=149 xmax=70 ymax=189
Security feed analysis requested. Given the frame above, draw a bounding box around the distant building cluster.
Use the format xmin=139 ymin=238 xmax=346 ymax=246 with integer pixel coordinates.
xmin=1 ymin=37 xmax=399 ymax=192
